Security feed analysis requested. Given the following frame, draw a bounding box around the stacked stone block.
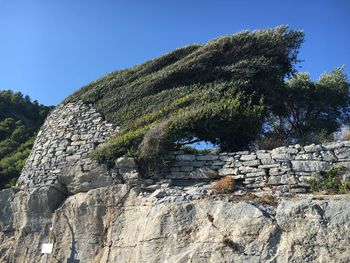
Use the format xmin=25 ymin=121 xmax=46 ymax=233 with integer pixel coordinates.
xmin=17 ymin=101 xmax=117 ymax=188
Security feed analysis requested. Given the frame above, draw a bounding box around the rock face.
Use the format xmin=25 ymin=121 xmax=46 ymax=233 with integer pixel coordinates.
xmin=1 ymin=184 xmax=349 ymax=263
xmin=1 ymin=101 xmax=350 ymax=262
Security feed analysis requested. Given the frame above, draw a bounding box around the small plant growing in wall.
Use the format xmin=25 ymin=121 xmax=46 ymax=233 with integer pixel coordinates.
xmin=211 ymin=176 xmax=235 ymax=194
xmin=307 ymin=166 xmax=350 ymax=194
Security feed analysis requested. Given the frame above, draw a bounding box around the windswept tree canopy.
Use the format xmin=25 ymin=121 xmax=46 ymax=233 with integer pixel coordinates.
xmin=67 ymin=26 xmax=349 ymax=175
xmin=67 ymin=26 xmax=305 ymax=166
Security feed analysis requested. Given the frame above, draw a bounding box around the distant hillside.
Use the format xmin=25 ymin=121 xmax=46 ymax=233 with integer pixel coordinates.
xmin=66 ymin=26 xmax=349 ymax=174
xmin=0 ymin=90 xmax=52 ymax=188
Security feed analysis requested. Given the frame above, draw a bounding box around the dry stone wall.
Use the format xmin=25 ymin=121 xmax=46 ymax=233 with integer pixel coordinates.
xmin=163 ymin=142 xmax=350 ymax=194
xmin=17 ymin=101 xmax=117 ymax=188
xmin=17 ymin=100 xmax=350 ymax=195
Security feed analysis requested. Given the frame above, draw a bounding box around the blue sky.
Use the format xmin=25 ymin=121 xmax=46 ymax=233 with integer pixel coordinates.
xmin=1 ymin=0 xmax=349 ymax=105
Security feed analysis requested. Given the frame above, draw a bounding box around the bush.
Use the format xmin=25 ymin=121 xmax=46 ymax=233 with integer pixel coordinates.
xmin=211 ymin=176 xmax=235 ymax=194
xmin=307 ymin=167 xmax=350 ymax=194
xmin=137 ymin=121 xmax=173 ymax=176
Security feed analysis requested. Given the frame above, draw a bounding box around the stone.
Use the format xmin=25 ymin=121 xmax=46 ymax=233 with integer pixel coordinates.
xmin=212 ymin=161 xmax=225 ymax=166
xmin=271 ymin=153 xmax=292 ymax=161
xmin=271 ymin=146 xmax=299 ymax=155
xmin=260 ymin=158 xmax=276 ymax=165
xmin=196 ymin=154 xmax=219 ymax=161
xmin=269 ymin=168 xmax=287 ymax=176
xmin=189 ymin=167 xmax=220 ymax=179
xmin=122 ymin=171 xmax=139 ymax=182
xmin=267 ymin=175 xmax=282 ymax=185
xmin=242 ymin=160 xmax=260 ymax=166
xmin=281 ymin=174 xmax=298 ymax=185
xmin=175 ymin=154 xmax=196 ymax=161
xmin=181 ymin=166 xmax=194 ymax=172
xmin=240 ymin=154 xmax=256 ymax=161
xmin=239 ymin=166 xmax=260 ymax=173
xmin=290 ymin=188 xmax=307 ymax=193
xmin=304 ymin=144 xmax=323 ymax=153
xmin=218 ymin=168 xmax=238 ymax=176
xmin=219 ymin=156 xmax=234 ymax=162
xmin=191 ymin=161 xmax=206 ymax=167
xmin=115 ymin=157 xmax=137 ymax=168
xmin=295 ymin=153 xmax=313 ymax=160
xmin=258 ymin=164 xmax=279 ymax=169
xmin=246 ymin=170 xmax=266 ymax=177
xmin=323 ymin=141 xmax=344 ymax=150
xmin=66 ymin=155 xmax=81 ymax=161
xmin=320 ymin=151 xmax=337 ymax=162
xmin=58 ymin=161 xmax=116 ymax=194
xmin=334 ymin=147 xmax=350 ymax=159
xmin=257 ymin=153 xmax=272 ymax=159
xmin=234 ymin=150 xmax=249 ymax=155
xmin=291 ymin=160 xmax=332 ymax=172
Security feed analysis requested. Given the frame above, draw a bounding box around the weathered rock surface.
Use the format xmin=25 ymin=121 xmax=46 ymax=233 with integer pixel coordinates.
xmin=3 ymin=101 xmax=350 ymax=262
xmin=1 ymin=184 xmax=349 ymax=263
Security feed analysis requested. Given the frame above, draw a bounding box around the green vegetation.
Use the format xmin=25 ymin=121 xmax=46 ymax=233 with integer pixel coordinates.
xmin=307 ymin=167 xmax=350 ymax=194
xmin=66 ymin=26 xmax=349 ymax=175
xmin=259 ymin=67 xmax=350 ymax=148
xmin=0 ymin=90 xmax=52 ymax=188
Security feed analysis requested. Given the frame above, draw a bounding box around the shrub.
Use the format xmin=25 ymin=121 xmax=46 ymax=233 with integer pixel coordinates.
xmin=211 ymin=176 xmax=235 ymax=194
xmin=307 ymin=166 xmax=350 ymax=194
xmin=137 ymin=121 xmax=172 ymax=176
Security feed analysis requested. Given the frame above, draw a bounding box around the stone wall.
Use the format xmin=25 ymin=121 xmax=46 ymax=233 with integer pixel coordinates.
xmin=17 ymin=101 xmax=117 ymax=188
xmin=162 ymin=142 xmax=350 ymax=194
xmin=17 ymin=100 xmax=350 ymax=195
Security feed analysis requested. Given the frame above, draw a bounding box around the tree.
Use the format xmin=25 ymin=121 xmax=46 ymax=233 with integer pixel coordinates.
xmin=81 ymin=26 xmax=305 ymax=169
xmin=261 ymin=67 xmax=350 ymax=146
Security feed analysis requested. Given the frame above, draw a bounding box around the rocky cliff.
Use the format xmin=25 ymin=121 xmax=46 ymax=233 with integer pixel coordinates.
xmin=1 ymin=184 xmax=350 ymax=262
xmin=1 ymin=101 xmax=350 ymax=263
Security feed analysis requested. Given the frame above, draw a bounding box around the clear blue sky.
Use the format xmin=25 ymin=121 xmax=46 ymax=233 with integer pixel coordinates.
xmin=1 ymin=0 xmax=349 ymax=106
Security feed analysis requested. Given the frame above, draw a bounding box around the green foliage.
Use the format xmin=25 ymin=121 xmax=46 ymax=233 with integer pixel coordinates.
xmin=307 ymin=167 xmax=350 ymax=194
xmin=260 ymin=67 xmax=350 ymax=146
xmin=0 ymin=90 xmax=52 ymax=189
xmin=67 ymin=26 xmax=305 ymax=173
